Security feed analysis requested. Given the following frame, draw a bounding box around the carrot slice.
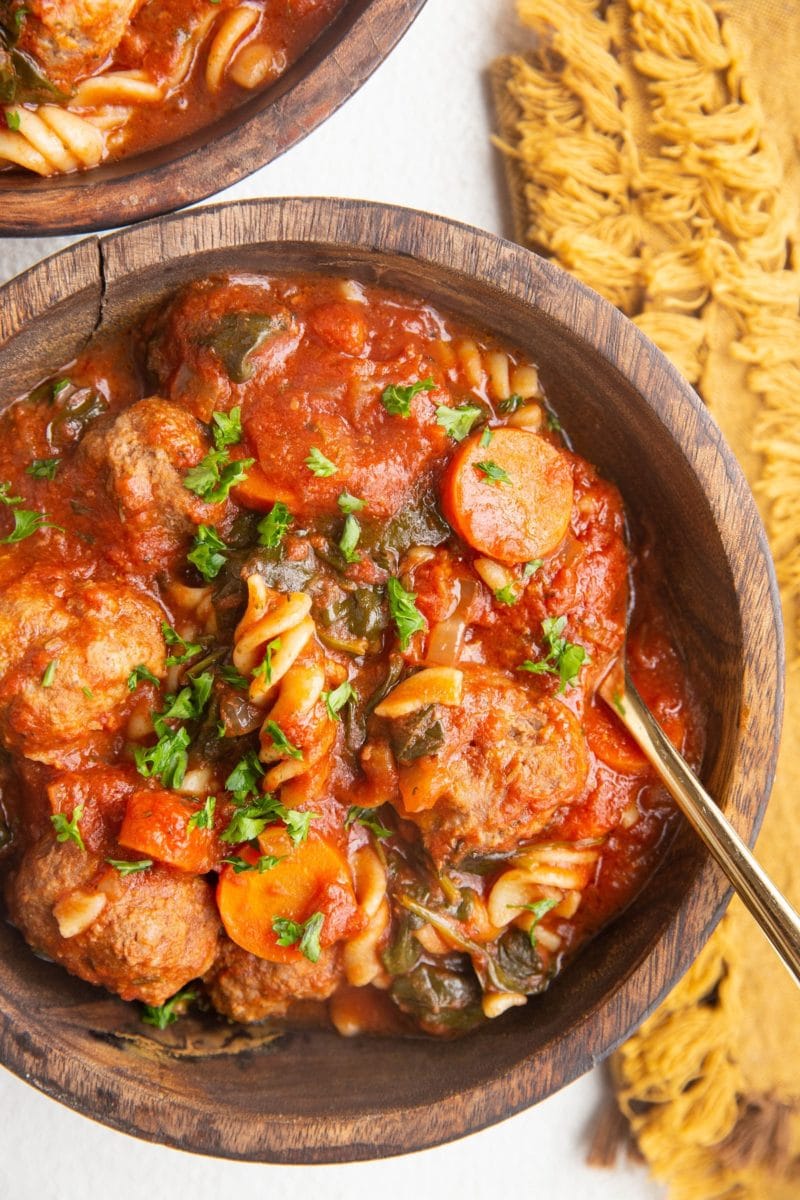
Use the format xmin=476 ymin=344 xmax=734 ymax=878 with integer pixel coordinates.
xmin=441 ymin=428 xmax=573 ymax=564
xmin=216 ymin=827 xmax=361 ymax=964
xmin=585 ymin=699 xmax=686 ymax=775
xmin=118 ymin=790 xmax=215 ymax=873
xmin=231 ymin=459 xmax=298 ymax=511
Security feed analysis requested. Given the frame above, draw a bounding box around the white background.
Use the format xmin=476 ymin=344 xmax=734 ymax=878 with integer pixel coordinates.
xmin=0 ymin=2 xmax=662 ymax=1196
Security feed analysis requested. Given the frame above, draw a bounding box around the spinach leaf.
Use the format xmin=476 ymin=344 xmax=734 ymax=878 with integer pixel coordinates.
xmin=348 ymin=587 xmax=388 ymax=638
xmin=242 ymin=544 xmax=317 ymax=593
xmin=490 ymin=927 xmax=550 ymax=995
xmin=357 ymin=496 xmax=449 ymax=571
xmin=365 ymin=655 xmax=406 ymax=716
xmin=47 ymin=388 xmax=108 ymax=448
xmin=382 ymin=913 xmax=424 ymax=976
xmin=204 ymin=312 xmax=289 ymax=383
xmin=0 ymin=44 xmax=68 ymax=104
xmin=389 ymin=705 xmax=444 ymax=763
xmin=390 ymin=963 xmax=483 ymax=1034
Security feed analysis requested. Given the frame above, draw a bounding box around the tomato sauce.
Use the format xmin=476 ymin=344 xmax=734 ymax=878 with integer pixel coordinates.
xmin=0 ymin=272 xmax=703 ymax=1037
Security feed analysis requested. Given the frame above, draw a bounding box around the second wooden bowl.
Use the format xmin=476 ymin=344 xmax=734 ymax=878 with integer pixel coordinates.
xmin=0 ymin=0 xmax=427 ymax=236
xmin=0 ymin=198 xmax=784 ymax=1161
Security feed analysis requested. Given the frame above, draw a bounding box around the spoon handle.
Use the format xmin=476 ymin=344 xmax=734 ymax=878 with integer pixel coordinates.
xmin=605 ymin=674 xmax=800 ymax=987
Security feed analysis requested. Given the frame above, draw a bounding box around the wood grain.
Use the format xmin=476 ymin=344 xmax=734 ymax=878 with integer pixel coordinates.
xmin=0 ymin=0 xmax=427 ymax=236
xmin=0 ymin=199 xmax=784 ymax=1162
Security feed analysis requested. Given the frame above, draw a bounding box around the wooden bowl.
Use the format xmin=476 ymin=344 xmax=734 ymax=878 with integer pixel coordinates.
xmin=0 ymin=199 xmax=784 ymax=1161
xmin=0 ymin=0 xmax=427 ymax=236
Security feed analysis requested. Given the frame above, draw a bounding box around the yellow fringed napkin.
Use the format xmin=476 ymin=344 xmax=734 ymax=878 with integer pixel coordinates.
xmin=492 ymin=3 xmax=800 ymax=1197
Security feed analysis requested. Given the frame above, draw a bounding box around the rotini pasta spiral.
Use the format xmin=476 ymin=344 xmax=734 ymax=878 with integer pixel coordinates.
xmin=342 ymin=845 xmax=390 ymax=988
xmin=0 ymin=104 xmax=104 ymax=174
xmin=234 ymin=573 xmax=341 ymax=791
xmin=487 ymin=840 xmax=604 ymax=953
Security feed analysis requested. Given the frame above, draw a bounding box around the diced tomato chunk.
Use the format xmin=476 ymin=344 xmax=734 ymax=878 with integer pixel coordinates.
xmin=118 ymin=790 xmax=215 ymax=874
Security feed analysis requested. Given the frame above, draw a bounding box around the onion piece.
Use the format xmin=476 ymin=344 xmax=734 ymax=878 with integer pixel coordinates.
xmin=426 ymin=578 xmax=478 ymax=665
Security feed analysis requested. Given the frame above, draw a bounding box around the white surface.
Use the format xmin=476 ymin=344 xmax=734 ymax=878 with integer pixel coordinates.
xmin=0 ymin=2 xmax=663 ymax=1197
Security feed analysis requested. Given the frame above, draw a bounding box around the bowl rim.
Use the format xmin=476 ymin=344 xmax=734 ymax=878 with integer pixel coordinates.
xmin=0 ymin=197 xmax=785 ymax=1162
xmin=0 ymin=0 xmax=429 ymax=237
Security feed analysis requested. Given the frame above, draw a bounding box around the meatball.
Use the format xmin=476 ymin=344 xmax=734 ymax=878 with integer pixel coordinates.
xmin=375 ymin=666 xmax=589 ymax=866
xmin=0 ymin=575 xmax=165 ymax=765
xmin=6 ymin=834 xmax=221 ymax=1005
xmin=79 ymin=396 xmax=225 ymax=570
xmin=0 ymin=563 xmax=73 ymax=681
xmin=204 ymin=938 xmax=342 ymax=1023
xmin=146 ymin=277 xmax=302 ymax=423
xmin=8 ymin=0 xmax=143 ymax=91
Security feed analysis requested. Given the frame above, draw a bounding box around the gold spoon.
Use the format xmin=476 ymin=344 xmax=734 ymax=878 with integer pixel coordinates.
xmin=599 ymin=662 xmax=800 ymax=986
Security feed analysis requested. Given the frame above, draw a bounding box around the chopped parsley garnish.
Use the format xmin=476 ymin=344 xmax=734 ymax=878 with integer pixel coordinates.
xmin=52 ymin=378 xmax=71 ymax=398
xmin=339 ymin=514 xmax=361 ymax=563
xmin=219 ymin=794 xmax=280 ymax=845
xmin=272 ymin=912 xmax=324 ymax=963
xmin=81 ymin=686 xmax=94 ymax=700
xmin=513 ymin=897 xmax=559 ymax=949
xmin=26 ymin=457 xmax=60 ymax=480
xmin=183 ymin=448 xmax=254 ymax=503
xmin=219 ymin=663 xmax=248 ymax=690
xmin=337 ymin=491 xmax=365 ymax=514
xmin=345 ymin=805 xmax=392 ymax=840
xmin=211 ymin=406 xmax=243 ymax=449
xmin=435 ymin=403 xmax=483 ymax=442
xmin=0 ymin=507 xmax=60 ymax=544
xmin=127 ymin=663 xmax=161 ymax=692
xmin=158 ymin=672 xmax=213 ymax=725
xmin=222 ymin=854 xmax=283 ymax=874
xmin=476 ymin=460 xmax=511 ymax=485
xmin=479 ymin=427 xmax=494 ymax=448
xmin=132 ymin=669 xmax=212 ymax=790
xmin=51 ymin=805 xmax=84 ymax=852
xmin=252 ymin=637 xmax=281 ymax=687
xmin=0 ymin=483 xmax=22 ymax=506
xmin=611 ymin=690 xmax=625 ymax=717
xmin=187 ymin=795 xmax=216 ymax=831
xmin=546 ymin=410 xmax=562 ymax=432
xmin=322 ymin=680 xmax=356 ymax=721
xmin=498 ymin=393 xmax=524 ymax=414
xmin=380 ymin=377 xmax=435 ymax=417
xmin=134 ymin=725 xmax=190 ymax=790
xmin=305 ymin=447 xmax=337 ymax=477
xmin=387 ymin=576 xmax=427 ymax=651
xmin=257 ymin=501 xmax=292 ymax=549
xmin=221 ymin=797 xmax=316 ymax=847
xmin=141 ymin=986 xmax=197 ymax=1030
xmin=494 ymin=585 xmax=518 ymax=606
xmin=283 ymin=808 xmax=317 ymax=846
xmin=523 ymin=559 xmax=543 ymax=579
xmin=6 ymin=110 xmax=20 ymax=132
xmin=225 ymin=750 xmax=265 ymax=803
xmin=161 ymin=623 xmax=202 ymax=667
xmin=220 ymin=753 xmax=315 ymax=846
xmin=264 ymin=720 xmax=303 ymax=761
xmin=40 ymin=659 xmax=58 ymax=688
xmin=187 ymin=525 xmax=227 ymax=580
xmin=520 ymin=616 xmax=587 ymax=691
xmin=106 ymin=858 xmax=152 ymax=876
